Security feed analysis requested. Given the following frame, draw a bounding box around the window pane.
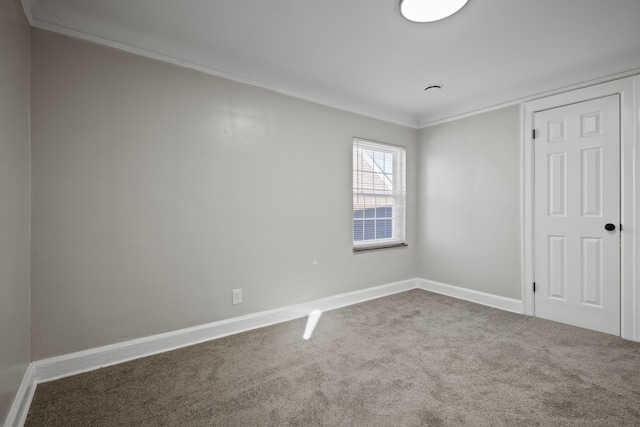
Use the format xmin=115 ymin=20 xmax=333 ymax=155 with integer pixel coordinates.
xmin=376 ymin=219 xmax=392 ymax=239
xmin=363 ymin=220 xmax=375 ymax=240
xmin=353 ymin=219 xmax=364 ymax=241
xmin=376 ymin=206 xmax=391 ymax=218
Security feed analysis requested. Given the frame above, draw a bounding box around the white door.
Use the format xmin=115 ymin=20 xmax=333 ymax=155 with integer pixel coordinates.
xmin=534 ymin=94 xmax=620 ymax=335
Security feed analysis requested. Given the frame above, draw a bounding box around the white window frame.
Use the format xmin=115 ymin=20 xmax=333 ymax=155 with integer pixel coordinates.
xmin=352 ymin=137 xmax=406 ymax=251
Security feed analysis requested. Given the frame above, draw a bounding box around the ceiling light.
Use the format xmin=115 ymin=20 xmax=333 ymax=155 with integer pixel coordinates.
xmin=400 ymin=0 xmax=469 ymax=23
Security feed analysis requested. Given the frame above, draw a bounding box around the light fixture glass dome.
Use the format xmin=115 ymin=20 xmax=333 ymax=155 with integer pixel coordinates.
xmin=400 ymin=0 xmax=469 ymax=23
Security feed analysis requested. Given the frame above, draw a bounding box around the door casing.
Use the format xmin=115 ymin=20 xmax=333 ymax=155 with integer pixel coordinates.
xmin=522 ymin=76 xmax=640 ymax=341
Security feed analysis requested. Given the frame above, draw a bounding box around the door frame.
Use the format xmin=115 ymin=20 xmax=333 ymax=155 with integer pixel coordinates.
xmin=522 ymin=76 xmax=640 ymax=341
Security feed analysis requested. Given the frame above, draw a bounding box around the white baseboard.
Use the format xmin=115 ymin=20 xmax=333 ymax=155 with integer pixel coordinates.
xmin=417 ymin=278 xmax=523 ymax=314
xmin=4 ymin=363 xmax=36 ymax=427
xmin=33 ymin=278 xmax=418 ymax=384
xmin=9 ymin=277 xmax=525 ymax=425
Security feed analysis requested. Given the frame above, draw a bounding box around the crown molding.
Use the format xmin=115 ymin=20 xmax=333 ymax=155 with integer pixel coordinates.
xmin=25 ymin=14 xmax=418 ymax=129
xmin=19 ymin=0 xmax=34 ymax=25
xmin=418 ymin=67 xmax=640 ymax=129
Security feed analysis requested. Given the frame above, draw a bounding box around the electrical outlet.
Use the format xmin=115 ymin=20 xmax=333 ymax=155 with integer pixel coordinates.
xmin=232 ymin=289 xmax=242 ymax=305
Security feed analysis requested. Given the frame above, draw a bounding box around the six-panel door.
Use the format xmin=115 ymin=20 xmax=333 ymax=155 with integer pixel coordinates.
xmin=534 ymin=94 xmax=620 ymax=335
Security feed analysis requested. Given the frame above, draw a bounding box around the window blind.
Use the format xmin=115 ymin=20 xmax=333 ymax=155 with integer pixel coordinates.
xmin=353 ymin=137 xmax=406 ymax=249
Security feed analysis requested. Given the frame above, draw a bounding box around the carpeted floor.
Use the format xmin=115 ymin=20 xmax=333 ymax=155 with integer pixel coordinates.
xmin=25 ymin=289 xmax=640 ymax=426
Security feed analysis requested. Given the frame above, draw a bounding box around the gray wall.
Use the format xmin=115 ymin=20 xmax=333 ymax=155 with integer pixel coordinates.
xmin=416 ymin=106 xmax=521 ymax=299
xmin=30 ymin=30 xmax=418 ymax=359
xmin=0 ymin=0 xmax=31 ymax=422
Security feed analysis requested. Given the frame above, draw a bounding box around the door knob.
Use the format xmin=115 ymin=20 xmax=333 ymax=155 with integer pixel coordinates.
xmin=604 ymin=223 xmax=616 ymax=231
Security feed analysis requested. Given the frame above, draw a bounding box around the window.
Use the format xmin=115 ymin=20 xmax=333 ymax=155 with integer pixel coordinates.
xmin=353 ymin=138 xmax=406 ymax=250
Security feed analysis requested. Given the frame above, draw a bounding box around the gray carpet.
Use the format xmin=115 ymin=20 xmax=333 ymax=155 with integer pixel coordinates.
xmin=25 ymin=289 xmax=640 ymax=426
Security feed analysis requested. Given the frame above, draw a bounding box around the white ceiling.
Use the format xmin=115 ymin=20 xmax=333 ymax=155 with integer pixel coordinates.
xmin=22 ymin=0 xmax=640 ymax=128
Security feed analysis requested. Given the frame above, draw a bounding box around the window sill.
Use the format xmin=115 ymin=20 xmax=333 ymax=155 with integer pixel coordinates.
xmin=353 ymin=243 xmax=408 ymax=253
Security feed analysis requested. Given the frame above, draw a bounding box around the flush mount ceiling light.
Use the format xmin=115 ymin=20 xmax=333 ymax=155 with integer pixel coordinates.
xmin=400 ymin=0 xmax=469 ymax=23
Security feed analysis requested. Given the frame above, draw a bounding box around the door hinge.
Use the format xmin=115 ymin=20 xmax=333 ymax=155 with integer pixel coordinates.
xmin=533 ymin=282 xmax=536 ymax=293
xmin=532 ymin=129 xmax=536 ymax=139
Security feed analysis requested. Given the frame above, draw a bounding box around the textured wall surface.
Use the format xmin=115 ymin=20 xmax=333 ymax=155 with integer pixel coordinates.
xmin=30 ymin=29 xmax=417 ymax=359
xmin=416 ymin=106 xmax=521 ymax=299
xmin=0 ymin=0 xmax=31 ymax=423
